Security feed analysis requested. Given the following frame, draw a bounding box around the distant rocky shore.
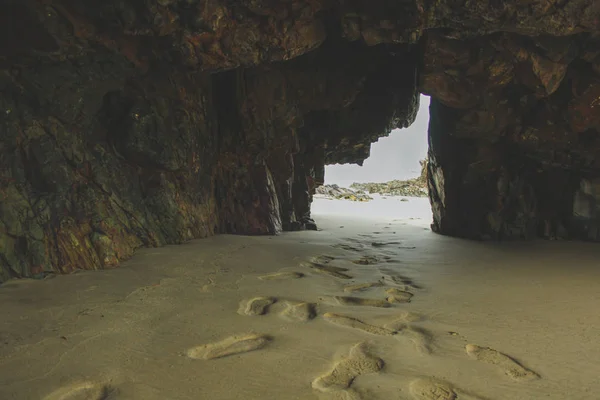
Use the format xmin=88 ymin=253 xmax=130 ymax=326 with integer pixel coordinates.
xmin=315 ymin=184 xmax=373 ymax=201
xmin=316 ymin=160 xmax=428 ymax=201
xmin=350 ymin=178 xmax=427 ymax=198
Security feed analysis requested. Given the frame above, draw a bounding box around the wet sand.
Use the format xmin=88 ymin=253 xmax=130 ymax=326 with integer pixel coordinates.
xmin=1 ymin=196 xmax=600 ymax=399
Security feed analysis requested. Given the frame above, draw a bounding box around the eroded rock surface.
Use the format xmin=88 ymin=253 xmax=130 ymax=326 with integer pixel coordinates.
xmin=1 ymin=1 xmax=599 ymax=281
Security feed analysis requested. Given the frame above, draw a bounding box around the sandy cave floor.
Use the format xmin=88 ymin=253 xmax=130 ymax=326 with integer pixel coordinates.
xmin=1 ymin=196 xmax=600 ymax=400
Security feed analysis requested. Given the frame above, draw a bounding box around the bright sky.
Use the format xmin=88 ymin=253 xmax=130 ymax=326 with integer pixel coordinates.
xmin=325 ymin=95 xmax=430 ymax=187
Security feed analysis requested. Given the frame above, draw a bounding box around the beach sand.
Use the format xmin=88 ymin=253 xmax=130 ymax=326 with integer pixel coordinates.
xmin=1 ymin=195 xmax=600 ymax=399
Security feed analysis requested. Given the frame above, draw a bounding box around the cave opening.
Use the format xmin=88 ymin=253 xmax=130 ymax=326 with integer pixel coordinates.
xmin=2 ymin=2 xmax=600 ymax=399
xmin=315 ymin=95 xmax=432 ymax=221
xmin=323 ymin=94 xmax=430 ymax=189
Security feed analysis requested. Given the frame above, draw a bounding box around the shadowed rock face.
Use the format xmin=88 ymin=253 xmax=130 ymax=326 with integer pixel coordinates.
xmin=0 ymin=1 xmax=599 ymax=281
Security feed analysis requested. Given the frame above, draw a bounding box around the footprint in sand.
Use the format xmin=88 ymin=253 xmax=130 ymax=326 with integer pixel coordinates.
xmin=352 ymin=256 xmax=379 ymax=265
xmin=323 ymin=313 xmax=395 ymax=336
xmin=312 ymin=342 xmax=384 ymax=393
xmin=239 ymin=296 xmax=277 ymax=316
xmin=385 ymin=288 xmax=414 ymax=303
xmin=43 ymin=382 xmax=115 ymax=400
xmin=317 ymin=389 xmax=363 ymax=400
xmin=371 ymin=241 xmax=401 ymax=248
xmin=303 ymin=262 xmax=354 ymax=279
xmin=343 ymin=281 xmax=384 ymax=293
xmin=329 ymin=296 xmax=391 ymax=308
xmin=280 ymin=301 xmax=317 ymax=322
xmin=409 ymin=378 xmax=486 ymax=400
xmin=409 ymin=378 xmax=457 ymax=400
xmin=344 ymin=238 xmax=365 ymax=244
xmin=314 ymin=255 xmax=337 ymax=263
xmin=332 ymin=244 xmax=362 ymax=252
xmin=384 ymin=258 xmax=402 ymax=264
xmin=187 ymin=334 xmax=272 ymax=360
xmin=259 ymin=271 xmax=304 ymax=281
xmin=323 ymin=313 xmax=431 ymax=354
xmin=381 ymin=272 xmax=422 ymax=290
xmin=396 ymin=325 xmax=433 ymax=354
xmin=383 ymin=311 xmax=424 ymax=328
xmin=465 ymin=344 xmax=539 ymax=381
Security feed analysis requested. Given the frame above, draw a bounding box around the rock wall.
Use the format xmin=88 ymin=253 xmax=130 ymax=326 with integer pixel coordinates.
xmin=0 ymin=0 xmax=419 ymax=281
xmin=1 ymin=1 xmax=599 ymax=281
xmin=424 ymin=30 xmax=600 ymax=241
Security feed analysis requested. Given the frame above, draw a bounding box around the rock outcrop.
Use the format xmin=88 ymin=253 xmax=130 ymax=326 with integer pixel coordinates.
xmin=350 ymin=160 xmax=428 ymax=197
xmin=315 ymin=185 xmax=372 ymax=202
xmin=1 ymin=1 xmax=599 ymax=281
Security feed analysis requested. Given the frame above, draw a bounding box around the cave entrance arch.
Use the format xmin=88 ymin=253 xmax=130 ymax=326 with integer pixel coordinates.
xmin=324 ymin=95 xmax=431 ymax=190
xmin=315 ymin=95 xmax=431 ymax=222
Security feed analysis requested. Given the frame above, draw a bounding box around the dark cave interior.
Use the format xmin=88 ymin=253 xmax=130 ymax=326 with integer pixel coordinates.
xmin=1 ymin=0 xmax=600 ymax=281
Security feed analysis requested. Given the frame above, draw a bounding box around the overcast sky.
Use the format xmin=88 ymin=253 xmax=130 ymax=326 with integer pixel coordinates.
xmin=325 ymin=95 xmax=430 ymax=187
